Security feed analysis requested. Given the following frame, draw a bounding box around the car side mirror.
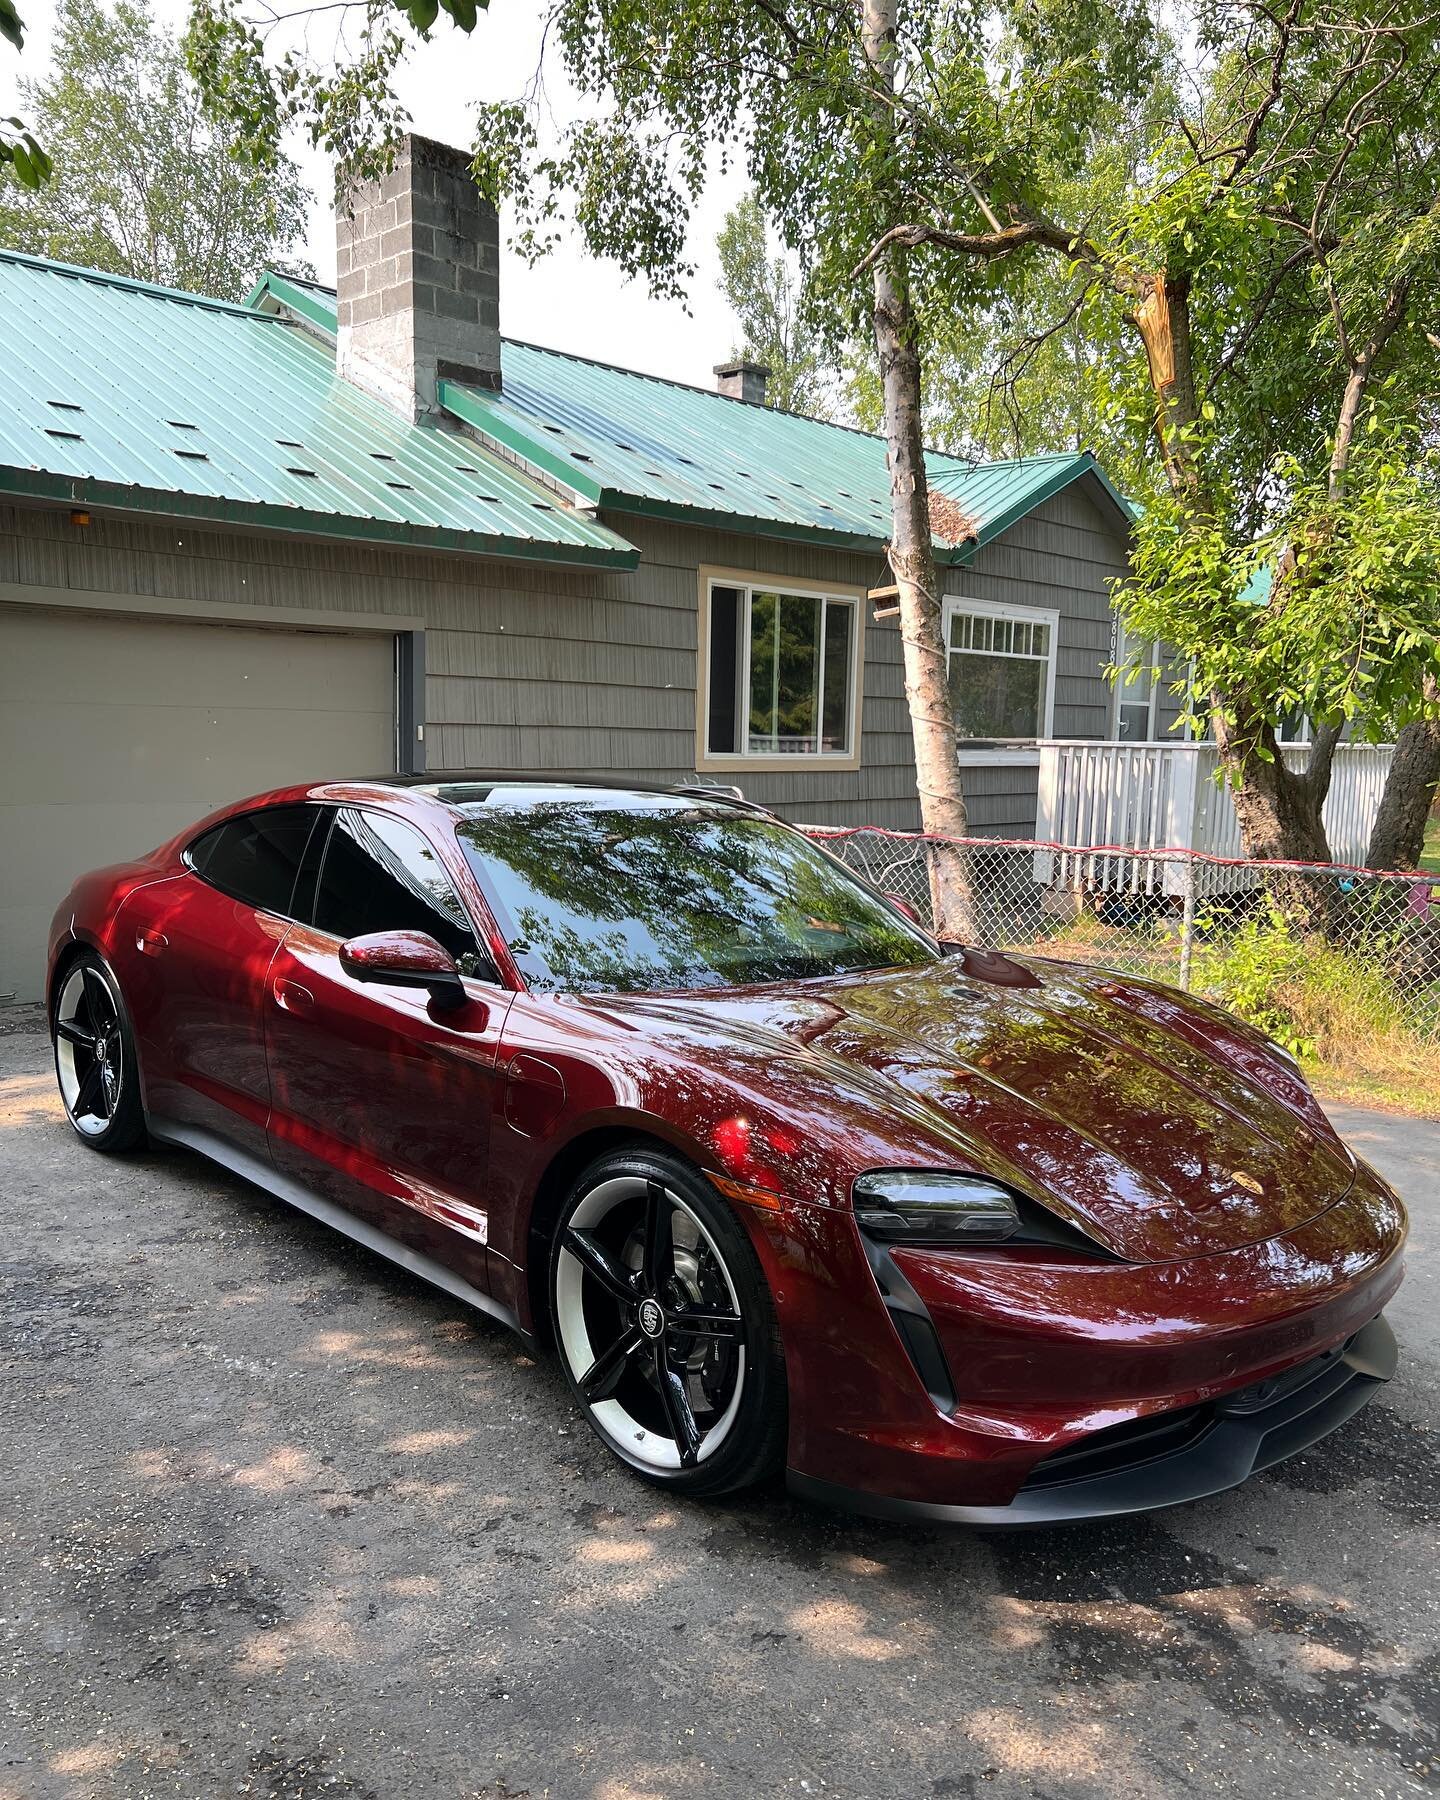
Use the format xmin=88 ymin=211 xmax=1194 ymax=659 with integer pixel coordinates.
xmin=339 ymin=929 xmax=468 ymax=1010
xmin=884 ymin=892 xmax=924 ymax=927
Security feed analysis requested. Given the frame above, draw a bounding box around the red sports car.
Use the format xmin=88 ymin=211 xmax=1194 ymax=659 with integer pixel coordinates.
xmin=47 ymin=779 xmax=1405 ymax=1523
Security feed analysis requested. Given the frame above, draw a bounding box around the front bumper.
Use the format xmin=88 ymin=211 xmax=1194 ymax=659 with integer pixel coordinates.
xmin=745 ymin=1154 xmax=1406 ymax=1518
xmin=789 ymin=1312 xmax=1397 ymax=1525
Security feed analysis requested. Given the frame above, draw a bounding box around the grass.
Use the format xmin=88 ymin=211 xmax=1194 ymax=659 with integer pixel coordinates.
xmin=1422 ymin=804 xmax=1440 ymax=876
xmin=1282 ymin=956 xmax=1440 ymax=1118
xmin=1307 ymin=1060 xmax=1440 ymax=1117
xmin=1010 ymin=899 xmax=1440 ymax=1120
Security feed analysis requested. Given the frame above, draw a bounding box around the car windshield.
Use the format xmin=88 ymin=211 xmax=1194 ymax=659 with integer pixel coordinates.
xmin=453 ymin=797 xmax=939 ymax=994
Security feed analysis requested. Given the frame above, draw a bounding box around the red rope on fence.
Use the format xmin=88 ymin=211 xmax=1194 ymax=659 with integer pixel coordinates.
xmin=799 ymin=824 xmax=1440 ymax=888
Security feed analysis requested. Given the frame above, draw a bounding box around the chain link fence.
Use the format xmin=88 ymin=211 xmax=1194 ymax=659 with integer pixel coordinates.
xmin=807 ymin=827 xmax=1440 ymax=1046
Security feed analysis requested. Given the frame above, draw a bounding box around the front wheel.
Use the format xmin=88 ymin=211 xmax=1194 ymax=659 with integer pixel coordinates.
xmin=550 ymin=1149 xmax=787 ymax=1496
xmin=52 ymin=953 xmax=146 ymax=1153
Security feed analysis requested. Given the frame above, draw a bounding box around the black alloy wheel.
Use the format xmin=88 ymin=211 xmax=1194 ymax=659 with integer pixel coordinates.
xmin=52 ymin=954 xmax=146 ymax=1152
xmin=550 ymin=1148 xmax=786 ymax=1495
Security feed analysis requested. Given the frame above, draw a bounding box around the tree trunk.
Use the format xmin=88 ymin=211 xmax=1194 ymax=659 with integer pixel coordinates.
xmin=861 ymin=0 xmax=975 ymax=939
xmin=1211 ymin=703 xmax=1338 ymax=928
xmin=1367 ymin=677 xmax=1440 ymax=870
xmin=1132 ymin=273 xmax=1339 ymax=891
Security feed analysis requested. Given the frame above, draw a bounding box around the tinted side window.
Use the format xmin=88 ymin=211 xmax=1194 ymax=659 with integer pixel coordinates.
xmin=186 ymin=806 xmax=319 ymax=916
xmin=315 ymin=809 xmax=481 ymax=967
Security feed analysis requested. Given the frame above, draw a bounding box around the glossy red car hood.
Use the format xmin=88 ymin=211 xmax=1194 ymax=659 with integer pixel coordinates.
xmin=590 ymin=956 xmax=1356 ymax=1264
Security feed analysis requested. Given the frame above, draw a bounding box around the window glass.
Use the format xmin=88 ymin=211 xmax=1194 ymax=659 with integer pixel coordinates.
xmin=821 ymin=599 xmax=854 ymax=752
xmin=706 ymin=581 xmax=856 ymax=758
xmin=455 ymin=796 xmax=937 ymax=994
xmin=1276 ymin=707 xmax=1312 ymax=745
xmin=945 ymin=604 xmax=1053 ymax=740
xmin=315 ymin=809 xmax=484 ymax=971
xmin=1114 ymin=622 xmax=1158 ymax=741
xmin=707 ymin=585 xmax=743 ymax=754
xmin=187 ymin=806 xmax=319 ymax=916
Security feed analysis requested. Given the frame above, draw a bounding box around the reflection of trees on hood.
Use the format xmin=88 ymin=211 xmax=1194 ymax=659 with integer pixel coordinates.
xmin=454 ymin=805 xmax=931 ymax=992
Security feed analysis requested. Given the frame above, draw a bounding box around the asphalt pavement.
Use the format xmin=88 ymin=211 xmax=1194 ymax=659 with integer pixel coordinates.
xmin=1 ymin=1023 xmax=1436 ymax=1800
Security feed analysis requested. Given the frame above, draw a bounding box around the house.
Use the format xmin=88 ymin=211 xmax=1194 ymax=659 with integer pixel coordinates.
xmin=0 ymin=135 xmax=1142 ymax=1002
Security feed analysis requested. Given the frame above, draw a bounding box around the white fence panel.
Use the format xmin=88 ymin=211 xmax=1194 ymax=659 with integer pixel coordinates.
xmin=1035 ymin=740 xmax=1394 ymax=888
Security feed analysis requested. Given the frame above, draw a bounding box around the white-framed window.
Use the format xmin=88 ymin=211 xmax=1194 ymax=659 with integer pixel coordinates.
xmin=1113 ymin=619 xmax=1161 ymax=741
xmin=942 ymin=597 xmax=1058 ymax=759
xmin=698 ymin=570 xmax=863 ymax=768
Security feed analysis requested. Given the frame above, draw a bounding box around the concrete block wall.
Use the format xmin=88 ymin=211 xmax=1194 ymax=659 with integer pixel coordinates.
xmin=336 ymin=135 xmax=501 ymax=422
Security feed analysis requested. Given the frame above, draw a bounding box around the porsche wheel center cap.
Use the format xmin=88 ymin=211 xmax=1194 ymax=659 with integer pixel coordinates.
xmin=637 ymin=1298 xmax=666 ymax=1340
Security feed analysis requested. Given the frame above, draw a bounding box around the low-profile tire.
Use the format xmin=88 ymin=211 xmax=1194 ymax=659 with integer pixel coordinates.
xmin=51 ymin=952 xmax=147 ymax=1154
xmin=550 ymin=1147 xmax=787 ymax=1497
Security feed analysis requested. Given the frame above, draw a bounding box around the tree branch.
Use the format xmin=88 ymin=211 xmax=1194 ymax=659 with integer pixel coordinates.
xmin=1330 ymin=273 xmax=1412 ymax=499
xmin=850 ymin=215 xmax=1144 ymax=296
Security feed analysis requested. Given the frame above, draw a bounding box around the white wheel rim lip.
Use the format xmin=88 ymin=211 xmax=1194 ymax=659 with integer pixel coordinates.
xmin=556 ymin=1175 xmax=746 ymax=1472
xmin=54 ymin=964 xmax=120 ymax=1136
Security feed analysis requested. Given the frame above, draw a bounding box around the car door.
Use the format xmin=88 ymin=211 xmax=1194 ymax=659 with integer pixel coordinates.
xmin=264 ymin=805 xmax=512 ymax=1292
xmin=115 ymin=804 xmax=328 ymax=1162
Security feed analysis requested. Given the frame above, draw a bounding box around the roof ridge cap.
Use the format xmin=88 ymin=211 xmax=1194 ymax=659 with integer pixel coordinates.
xmin=931 ymin=449 xmax=1092 ymax=473
xmin=253 ymin=270 xmax=1100 ymax=478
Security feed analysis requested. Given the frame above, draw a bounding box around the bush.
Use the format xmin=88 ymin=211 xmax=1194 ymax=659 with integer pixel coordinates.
xmin=1192 ymin=907 xmax=1316 ymax=1057
xmin=1194 ymin=902 xmax=1440 ymax=1112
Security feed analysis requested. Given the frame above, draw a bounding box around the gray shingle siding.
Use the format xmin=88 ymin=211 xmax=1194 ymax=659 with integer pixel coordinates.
xmin=1 ymin=467 xmax=1131 ymax=837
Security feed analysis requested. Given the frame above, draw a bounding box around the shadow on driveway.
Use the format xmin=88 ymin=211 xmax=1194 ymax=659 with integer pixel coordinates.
xmin=2 ymin=1031 xmax=1436 ymax=1799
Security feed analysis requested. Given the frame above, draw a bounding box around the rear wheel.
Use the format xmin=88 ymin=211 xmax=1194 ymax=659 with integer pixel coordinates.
xmin=550 ymin=1148 xmax=787 ymax=1496
xmin=51 ymin=954 xmax=146 ymax=1153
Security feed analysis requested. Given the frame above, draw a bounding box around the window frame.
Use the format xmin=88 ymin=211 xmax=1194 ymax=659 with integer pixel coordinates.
xmin=941 ymin=595 xmax=1060 ymax=767
xmin=695 ymin=565 xmax=866 ymax=773
xmin=1112 ymin=618 xmax=1162 ymax=743
xmin=182 ymin=803 xmax=329 ymax=921
xmin=304 ymin=805 xmax=503 ymax=978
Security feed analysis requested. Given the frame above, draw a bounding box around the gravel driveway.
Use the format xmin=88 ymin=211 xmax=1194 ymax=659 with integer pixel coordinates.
xmin=2 ymin=1024 xmax=1436 ymax=1800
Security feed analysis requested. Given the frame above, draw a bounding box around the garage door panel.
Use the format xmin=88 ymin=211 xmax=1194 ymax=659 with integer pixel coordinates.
xmin=1 ymin=608 xmax=397 ymax=1001
xmin=3 ymin=700 xmax=395 ymax=803
xmin=3 ymin=613 xmax=398 ymax=712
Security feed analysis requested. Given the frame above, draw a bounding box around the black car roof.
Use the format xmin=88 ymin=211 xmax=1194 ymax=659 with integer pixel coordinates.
xmin=377 ymin=775 xmax=770 ymax=814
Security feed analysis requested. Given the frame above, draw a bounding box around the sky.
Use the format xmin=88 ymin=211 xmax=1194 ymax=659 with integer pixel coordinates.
xmin=6 ymin=0 xmax=750 ymax=388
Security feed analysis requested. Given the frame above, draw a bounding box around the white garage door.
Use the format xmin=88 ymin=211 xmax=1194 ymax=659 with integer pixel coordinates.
xmin=1 ymin=607 xmax=397 ymax=1001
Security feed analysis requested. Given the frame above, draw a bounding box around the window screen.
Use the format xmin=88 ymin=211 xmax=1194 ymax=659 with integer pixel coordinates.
xmin=186 ymin=806 xmax=320 ymax=916
xmin=314 ymin=808 xmax=480 ymax=966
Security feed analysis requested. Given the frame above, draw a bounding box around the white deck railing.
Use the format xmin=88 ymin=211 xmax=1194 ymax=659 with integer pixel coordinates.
xmin=1033 ymin=739 xmax=1394 ymax=892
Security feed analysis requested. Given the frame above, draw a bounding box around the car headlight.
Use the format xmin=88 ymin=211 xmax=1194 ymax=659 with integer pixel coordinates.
xmin=852 ymin=1172 xmax=1022 ymax=1244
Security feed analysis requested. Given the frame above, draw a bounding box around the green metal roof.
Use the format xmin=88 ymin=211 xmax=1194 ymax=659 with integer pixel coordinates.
xmin=0 ymin=251 xmax=638 ymax=567
xmin=250 ymin=271 xmax=1129 ymax=560
xmin=927 ymin=451 xmax=1136 ymax=552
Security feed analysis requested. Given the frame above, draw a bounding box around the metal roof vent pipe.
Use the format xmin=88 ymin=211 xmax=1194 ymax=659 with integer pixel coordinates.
xmin=713 ymin=359 xmax=771 ymax=405
xmin=336 ymin=134 xmax=500 ymax=423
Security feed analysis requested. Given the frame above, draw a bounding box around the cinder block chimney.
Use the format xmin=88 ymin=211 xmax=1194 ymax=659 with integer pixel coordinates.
xmin=714 ymin=359 xmax=771 ymax=405
xmin=336 ymin=135 xmax=500 ymax=422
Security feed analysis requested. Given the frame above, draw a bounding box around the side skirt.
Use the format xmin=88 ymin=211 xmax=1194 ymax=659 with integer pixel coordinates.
xmin=147 ymin=1115 xmax=527 ymax=1342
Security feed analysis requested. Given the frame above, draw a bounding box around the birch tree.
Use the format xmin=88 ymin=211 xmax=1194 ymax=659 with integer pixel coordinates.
xmin=189 ymin=0 xmax=1148 ymax=935
xmin=190 ymin=0 xmax=1440 ymax=872
xmin=716 ymin=196 xmax=836 ymax=420
xmin=2 ymin=0 xmax=310 ymax=301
